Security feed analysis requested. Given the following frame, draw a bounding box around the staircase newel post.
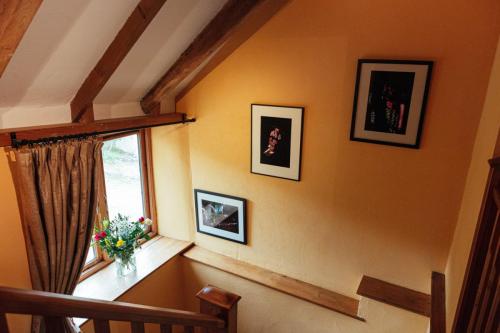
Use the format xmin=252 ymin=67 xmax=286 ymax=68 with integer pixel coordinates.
xmin=196 ymin=285 xmax=241 ymax=333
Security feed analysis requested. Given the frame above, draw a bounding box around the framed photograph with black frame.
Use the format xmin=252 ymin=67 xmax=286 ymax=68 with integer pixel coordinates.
xmin=251 ymin=104 xmax=304 ymax=181
xmin=194 ymin=189 xmax=247 ymax=244
xmin=350 ymin=59 xmax=433 ymax=148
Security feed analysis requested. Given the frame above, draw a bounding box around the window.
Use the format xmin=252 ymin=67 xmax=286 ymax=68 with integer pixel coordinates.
xmin=80 ymin=129 xmax=157 ymax=280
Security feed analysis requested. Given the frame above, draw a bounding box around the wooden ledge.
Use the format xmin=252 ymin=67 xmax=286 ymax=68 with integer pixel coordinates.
xmin=357 ymin=275 xmax=431 ymax=317
xmin=73 ymin=236 xmax=193 ymax=326
xmin=183 ymin=246 xmax=364 ymax=321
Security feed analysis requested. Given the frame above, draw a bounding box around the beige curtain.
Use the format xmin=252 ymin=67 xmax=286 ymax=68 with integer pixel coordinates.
xmin=9 ymin=138 xmax=103 ymax=333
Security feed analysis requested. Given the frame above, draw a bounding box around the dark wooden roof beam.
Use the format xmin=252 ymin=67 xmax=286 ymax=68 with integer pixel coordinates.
xmin=0 ymin=0 xmax=43 ymax=77
xmin=70 ymin=0 xmax=168 ymax=123
xmin=141 ymin=0 xmax=290 ymax=115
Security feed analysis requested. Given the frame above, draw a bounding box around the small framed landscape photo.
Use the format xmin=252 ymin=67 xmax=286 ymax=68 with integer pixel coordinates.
xmin=251 ymin=104 xmax=304 ymax=181
xmin=350 ymin=59 xmax=433 ymax=148
xmin=194 ymin=189 xmax=247 ymax=244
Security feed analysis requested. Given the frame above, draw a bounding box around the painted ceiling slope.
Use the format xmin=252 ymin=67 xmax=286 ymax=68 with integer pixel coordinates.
xmin=0 ymin=0 xmax=138 ymax=108
xmin=0 ymin=0 xmax=226 ymax=128
xmin=96 ymin=0 xmax=226 ymax=104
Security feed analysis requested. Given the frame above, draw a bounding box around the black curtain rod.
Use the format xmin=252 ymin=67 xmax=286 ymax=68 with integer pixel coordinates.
xmin=10 ymin=117 xmax=196 ymax=148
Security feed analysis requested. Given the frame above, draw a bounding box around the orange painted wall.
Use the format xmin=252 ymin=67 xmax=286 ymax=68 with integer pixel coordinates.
xmin=174 ymin=0 xmax=500 ymax=299
xmin=0 ymin=151 xmax=32 ymax=332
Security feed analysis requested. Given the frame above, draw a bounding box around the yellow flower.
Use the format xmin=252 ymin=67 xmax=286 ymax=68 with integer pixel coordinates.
xmin=116 ymin=239 xmax=125 ymax=248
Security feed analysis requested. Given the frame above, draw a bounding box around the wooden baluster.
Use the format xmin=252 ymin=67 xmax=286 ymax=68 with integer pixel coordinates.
xmin=197 ymin=285 xmax=241 ymax=333
xmin=45 ymin=316 xmax=66 ymax=333
xmin=184 ymin=326 xmax=194 ymax=333
xmin=0 ymin=313 xmax=9 ymax=333
xmin=94 ymin=319 xmax=111 ymax=333
xmin=160 ymin=324 xmax=173 ymax=333
xmin=131 ymin=321 xmax=145 ymax=333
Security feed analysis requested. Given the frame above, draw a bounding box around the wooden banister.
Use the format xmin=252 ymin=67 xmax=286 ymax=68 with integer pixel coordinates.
xmin=0 ymin=286 xmax=226 ymax=332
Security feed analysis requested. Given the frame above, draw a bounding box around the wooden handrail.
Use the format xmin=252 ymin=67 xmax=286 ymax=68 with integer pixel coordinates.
xmin=0 ymin=286 xmax=225 ymax=329
xmin=183 ymin=246 xmax=364 ymax=321
xmin=357 ymin=275 xmax=431 ymax=317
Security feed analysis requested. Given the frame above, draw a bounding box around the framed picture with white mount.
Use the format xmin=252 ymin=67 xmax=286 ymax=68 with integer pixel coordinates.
xmin=350 ymin=59 xmax=433 ymax=148
xmin=251 ymin=104 xmax=304 ymax=181
xmin=194 ymin=189 xmax=247 ymax=244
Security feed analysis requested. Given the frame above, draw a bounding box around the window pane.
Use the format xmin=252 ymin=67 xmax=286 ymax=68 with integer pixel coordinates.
xmin=102 ymin=134 xmax=145 ymax=221
xmin=85 ymin=246 xmax=96 ymax=265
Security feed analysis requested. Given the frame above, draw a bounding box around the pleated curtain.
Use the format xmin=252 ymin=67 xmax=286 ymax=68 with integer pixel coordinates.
xmin=8 ymin=138 xmax=103 ymax=333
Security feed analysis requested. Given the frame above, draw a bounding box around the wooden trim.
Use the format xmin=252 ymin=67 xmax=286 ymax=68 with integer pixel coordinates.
xmin=143 ymin=128 xmax=158 ymax=235
xmin=80 ymin=130 xmax=158 ymax=280
xmin=183 ymin=246 xmax=363 ymax=321
xmin=357 ymin=276 xmax=431 ymax=317
xmin=0 ymin=113 xmax=188 ymax=147
xmin=0 ymin=286 xmax=224 ymax=328
xmin=0 ymin=0 xmax=43 ymax=77
xmin=70 ymin=0 xmax=168 ymax=122
xmin=175 ymin=0 xmax=290 ymax=103
xmin=452 ymin=160 xmax=500 ymax=332
xmin=138 ymin=130 xmax=153 ymax=231
xmin=101 ymin=129 xmax=157 ymax=236
xmin=431 ymin=272 xmax=446 ymax=333
xmin=79 ymin=259 xmax=113 ymax=283
xmin=141 ymin=0 xmax=288 ymax=114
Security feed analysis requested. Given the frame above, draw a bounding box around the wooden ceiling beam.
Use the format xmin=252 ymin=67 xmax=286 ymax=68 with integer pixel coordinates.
xmin=141 ymin=0 xmax=290 ymax=115
xmin=70 ymin=0 xmax=168 ymax=123
xmin=175 ymin=0 xmax=290 ymax=103
xmin=0 ymin=113 xmax=188 ymax=147
xmin=0 ymin=0 xmax=43 ymax=78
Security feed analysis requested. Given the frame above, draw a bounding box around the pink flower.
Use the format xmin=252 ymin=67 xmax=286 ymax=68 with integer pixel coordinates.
xmin=138 ymin=217 xmax=145 ymax=224
xmin=94 ymin=231 xmax=107 ymax=241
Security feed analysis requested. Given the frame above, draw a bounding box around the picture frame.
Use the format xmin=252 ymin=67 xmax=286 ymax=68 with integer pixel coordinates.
xmin=194 ymin=189 xmax=247 ymax=244
xmin=251 ymin=104 xmax=304 ymax=181
xmin=350 ymin=59 xmax=433 ymax=148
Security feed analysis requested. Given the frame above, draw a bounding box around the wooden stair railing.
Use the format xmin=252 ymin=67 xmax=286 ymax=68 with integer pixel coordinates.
xmin=0 ymin=285 xmax=240 ymax=333
xmin=357 ymin=272 xmax=446 ymax=333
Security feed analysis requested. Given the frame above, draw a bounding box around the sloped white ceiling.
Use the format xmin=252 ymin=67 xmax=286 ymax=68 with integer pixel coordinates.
xmin=96 ymin=0 xmax=226 ymax=104
xmin=0 ymin=0 xmax=138 ymax=108
xmin=0 ymin=0 xmax=226 ymax=127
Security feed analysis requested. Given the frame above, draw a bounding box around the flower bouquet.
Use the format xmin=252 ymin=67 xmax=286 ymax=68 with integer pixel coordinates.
xmin=93 ymin=214 xmax=152 ymax=276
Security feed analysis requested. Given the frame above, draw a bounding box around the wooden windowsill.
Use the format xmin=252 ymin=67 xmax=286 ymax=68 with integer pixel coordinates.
xmin=73 ymin=236 xmax=193 ymax=327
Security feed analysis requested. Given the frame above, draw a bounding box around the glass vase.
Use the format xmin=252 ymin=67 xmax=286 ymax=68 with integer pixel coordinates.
xmin=115 ymin=252 xmax=137 ymax=277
